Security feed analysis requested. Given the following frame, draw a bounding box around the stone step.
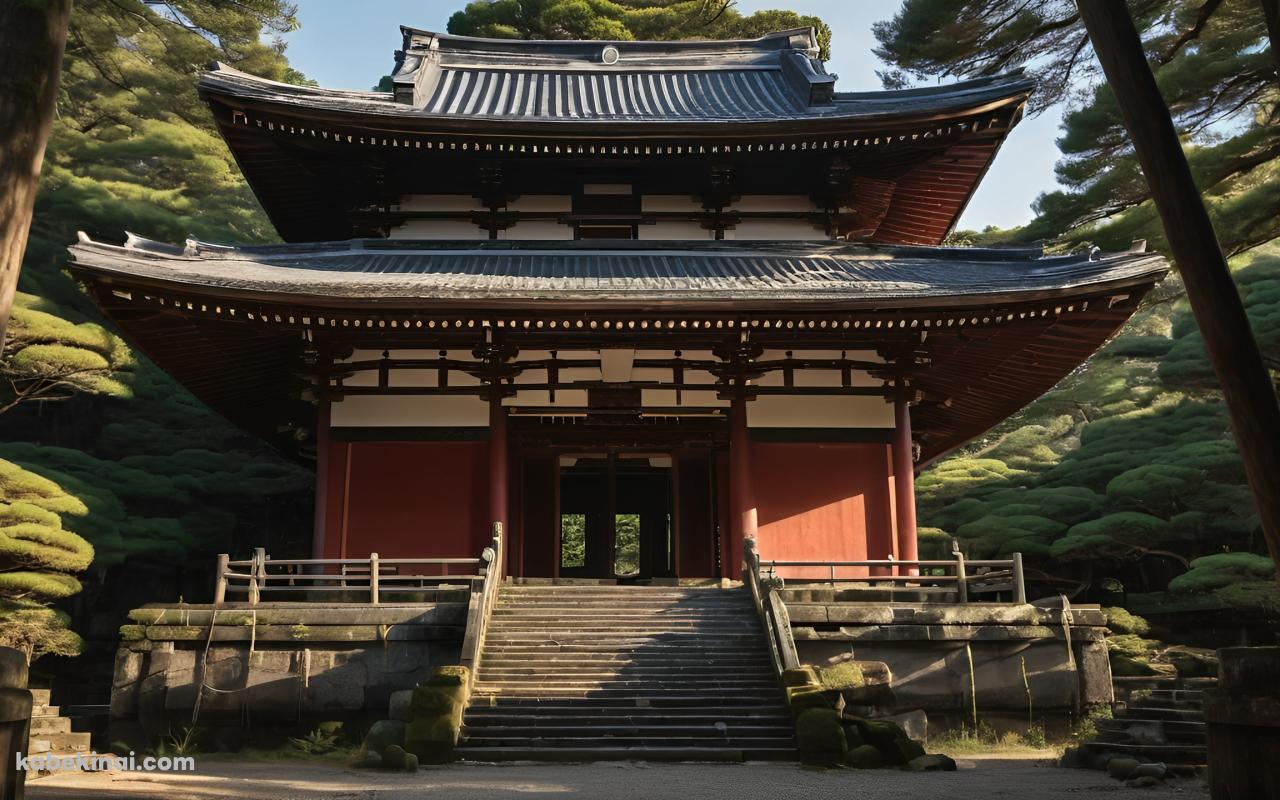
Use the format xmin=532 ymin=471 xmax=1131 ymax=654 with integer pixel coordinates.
xmin=31 ymin=705 xmax=57 ymax=717
xmin=455 ymin=745 xmax=792 ymax=762
xmin=461 ymin=734 xmax=796 ymax=749
xmin=474 ymin=681 xmax=780 ymax=692
xmin=471 ymin=691 xmax=787 ymax=705
xmin=466 ymin=709 xmax=792 ymax=723
xmin=25 ymin=731 xmax=91 ymax=755
xmin=29 ymin=716 xmax=72 ymax=735
xmin=490 ymin=616 xmax=760 ymax=625
xmin=1116 ymin=705 xmax=1205 ymax=722
xmin=478 ymin=667 xmax=776 ymax=678
xmin=464 ymin=722 xmax=794 ymax=736
xmin=1079 ymin=741 xmax=1207 ymax=765
xmin=30 ymin=689 xmax=52 ymax=706
xmin=480 ymin=653 xmax=773 ymax=664
xmin=482 ymin=647 xmax=771 ymax=656
xmin=484 ymin=634 xmax=767 ymax=644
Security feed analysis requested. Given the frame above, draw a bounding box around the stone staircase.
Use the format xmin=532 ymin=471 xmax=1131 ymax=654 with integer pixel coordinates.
xmin=25 ymin=689 xmax=93 ymax=772
xmin=457 ymin=584 xmax=795 ymax=761
xmin=1080 ymin=683 xmax=1212 ymax=769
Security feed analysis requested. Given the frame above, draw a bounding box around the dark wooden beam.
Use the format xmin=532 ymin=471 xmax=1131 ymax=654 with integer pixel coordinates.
xmin=1079 ymin=0 xmax=1280 ymax=567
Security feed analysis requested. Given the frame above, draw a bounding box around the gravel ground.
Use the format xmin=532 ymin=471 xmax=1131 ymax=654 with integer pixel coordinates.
xmin=26 ymin=754 xmax=1209 ymax=800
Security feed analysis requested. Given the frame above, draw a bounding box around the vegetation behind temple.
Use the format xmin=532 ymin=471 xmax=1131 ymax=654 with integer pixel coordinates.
xmin=876 ymin=0 xmax=1280 ymax=647
xmin=0 ymin=0 xmax=315 ymax=675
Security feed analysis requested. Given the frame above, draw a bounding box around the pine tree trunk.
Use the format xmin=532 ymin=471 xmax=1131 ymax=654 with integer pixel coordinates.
xmin=1078 ymin=0 xmax=1280 ymax=571
xmin=1263 ymin=0 xmax=1280 ymax=76
xmin=0 ymin=0 xmax=70 ymax=348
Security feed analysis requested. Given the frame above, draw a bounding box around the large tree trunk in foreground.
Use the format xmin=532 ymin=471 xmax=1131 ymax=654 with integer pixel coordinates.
xmin=0 ymin=0 xmax=70 ymax=348
xmin=1264 ymin=0 xmax=1280 ymax=75
xmin=1078 ymin=0 xmax=1280 ymax=571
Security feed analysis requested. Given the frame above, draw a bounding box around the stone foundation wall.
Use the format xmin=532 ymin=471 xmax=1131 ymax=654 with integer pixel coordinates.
xmin=784 ymin=595 xmax=1112 ymax=717
xmin=110 ymin=601 xmax=467 ymax=745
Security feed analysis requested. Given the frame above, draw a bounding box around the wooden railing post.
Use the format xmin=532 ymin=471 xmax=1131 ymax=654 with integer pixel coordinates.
xmin=370 ymin=552 xmax=380 ymax=605
xmin=955 ymin=551 xmax=968 ymax=604
xmin=213 ymin=553 xmax=229 ymax=605
xmin=1012 ymin=552 xmax=1027 ymax=605
xmin=250 ymin=547 xmax=265 ymax=605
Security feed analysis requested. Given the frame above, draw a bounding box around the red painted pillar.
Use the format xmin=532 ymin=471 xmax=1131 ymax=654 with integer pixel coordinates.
xmin=311 ymin=400 xmax=331 ymax=560
xmin=488 ymin=395 xmax=509 ymax=538
xmin=728 ymin=392 xmax=756 ymax=580
xmin=893 ymin=396 xmax=919 ymax=575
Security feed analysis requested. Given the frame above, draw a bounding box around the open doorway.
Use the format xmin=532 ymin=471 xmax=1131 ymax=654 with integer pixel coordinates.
xmin=558 ymin=453 xmax=673 ymax=581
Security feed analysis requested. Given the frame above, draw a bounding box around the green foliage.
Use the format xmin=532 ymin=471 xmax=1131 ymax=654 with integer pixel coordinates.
xmin=1168 ymin=553 xmax=1280 ymax=615
xmin=817 ymin=662 xmax=864 ymax=691
xmin=0 ymin=600 xmax=84 ymax=663
xmin=447 ymin=0 xmax=833 ymax=58
xmin=1 ymin=0 xmax=313 ymax=661
xmin=1103 ymin=607 xmax=1150 ymax=636
xmin=289 ymin=725 xmax=341 ymax=755
xmin=874 ymin=0 xmax=1278 ymax=257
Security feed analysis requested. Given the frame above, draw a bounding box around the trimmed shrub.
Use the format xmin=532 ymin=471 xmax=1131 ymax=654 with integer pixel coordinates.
xmin=844 ymin=744 xmax=882 ymax=769
xmin=854 ymin=718 xmax=908 ymax=746
xmin=795 ymin=708 xmax=847 ymax=763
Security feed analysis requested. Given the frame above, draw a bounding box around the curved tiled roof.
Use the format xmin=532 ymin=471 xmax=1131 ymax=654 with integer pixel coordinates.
xmin=198 ymin=29 xmax=1033 ymax=125
xmin=69 ymin=235 xmax=1167 ymax=307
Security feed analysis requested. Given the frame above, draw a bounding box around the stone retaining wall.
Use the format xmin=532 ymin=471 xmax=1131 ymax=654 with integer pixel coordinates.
xmin=783 ymin=594 xmax=1112 ymax=719
xmin=110 ymin=600 xmax=467 ymax=746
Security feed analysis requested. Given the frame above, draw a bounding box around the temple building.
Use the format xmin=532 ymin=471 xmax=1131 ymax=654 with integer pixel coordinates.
xmin=71 ymin=28 xmax=1165 ymax=581
xmin=83 ymin=28 xmax=1165 ymax=757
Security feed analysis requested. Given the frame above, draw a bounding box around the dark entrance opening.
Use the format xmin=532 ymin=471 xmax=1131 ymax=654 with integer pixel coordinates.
xmin=558 ymin=454 xmax=673 ymax=580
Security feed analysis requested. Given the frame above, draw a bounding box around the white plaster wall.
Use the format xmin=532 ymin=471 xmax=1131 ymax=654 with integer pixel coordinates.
xmin=330 ymin=395 xmax=490 ymax=427
xmin=641 ymin=195 xmax=704 ymax=212
xmin=724 ymin=219 xmax=826 ymax=240
xmin=748 ymin=395 xmax=894 ymax=428
xmin=388 ymin=219 xmax=487 ymax=240
xmin=506 ymin=220 xmax=573 ymax=240
xmin=638 ymin=221 xmax=711 ymax=240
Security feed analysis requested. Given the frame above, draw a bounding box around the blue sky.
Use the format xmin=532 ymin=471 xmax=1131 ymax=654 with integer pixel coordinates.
xmin=279 ymin=0 xmax=1065 ymax=231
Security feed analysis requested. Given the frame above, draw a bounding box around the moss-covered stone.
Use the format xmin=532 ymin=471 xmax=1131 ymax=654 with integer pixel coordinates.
xmin=411 ymin=684 xmax=467 ymax=718
xmin=781 ymin=666 xmax=819 ymax=688
xmin=844 ymin=744 xmax=883 ymax=769
xmin=817 ymin=661 xmax=864 ymax=690
xmin=796 ymin=707 xmax=847 ymax=763
xmin=401 ymin=752 xmax=419 ymax=772
xmin=380 ymin=744 xmax=406 ymax=770
xmin=424 ymin=665 xmax=469 ymax=687
xmin=118 ymin=624 xmax=146 ymax=641
xmin=786 ymin=687 xmax=832 ymax=715
xmin=855 ymin=718 xmax=908 ymax=746
xmin=881 ymin=736 xmax=926 ymax=765
xmin=405 ymin=715 xmax=459 ymax=764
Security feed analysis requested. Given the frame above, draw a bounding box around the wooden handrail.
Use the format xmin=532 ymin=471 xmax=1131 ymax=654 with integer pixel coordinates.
xmin=213 ymin=550 xmax=482 ymax=605
xmin=743 ymin=538 xmax=799 ymax=677
xmin=760 ymin=548 xmax=1028 ymax=605
xmin=460 ymin=521 xmax=503 ymax=693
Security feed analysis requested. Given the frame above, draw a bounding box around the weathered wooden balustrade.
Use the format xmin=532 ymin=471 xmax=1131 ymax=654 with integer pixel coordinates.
xmin=743 ymin=538 xmax=800 ymax=676
xmin=459 ymin=522 xmax=504 ymax=692
xmin=213 ymin=549 xmax=483 ymax=605
xmin=763 ymin=548 xmax=1027 ymax=604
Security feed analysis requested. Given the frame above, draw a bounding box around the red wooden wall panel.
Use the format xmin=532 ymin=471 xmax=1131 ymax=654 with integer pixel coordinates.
xmin=321 ymin=440 xmax=489 ymax=560
xmin=751 ymin=442 xmax=896 ymax=578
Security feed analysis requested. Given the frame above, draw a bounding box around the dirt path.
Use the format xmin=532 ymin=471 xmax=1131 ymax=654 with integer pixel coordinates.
xmin=26 ymin=754 xmax=1209 ymax=799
